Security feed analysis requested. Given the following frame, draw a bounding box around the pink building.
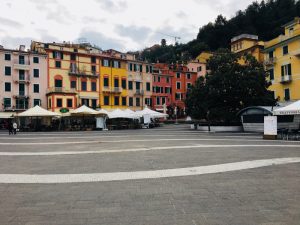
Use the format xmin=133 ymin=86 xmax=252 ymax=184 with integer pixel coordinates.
xmin=0 ymin=45 xmax=47 ymax=112
xmin=187 ymin=61 xmax=207 ymax=78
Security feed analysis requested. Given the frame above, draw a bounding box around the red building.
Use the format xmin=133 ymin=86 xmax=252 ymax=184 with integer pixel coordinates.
xmin=151 ymin=64 xmax=173 ymax=112
xmin=169 ymin=64 xmax=197 ymax=116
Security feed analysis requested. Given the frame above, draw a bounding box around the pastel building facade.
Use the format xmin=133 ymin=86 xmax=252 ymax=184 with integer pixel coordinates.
xmin=31 ymin=41 xmax=101 ymax=112
xmin=0 ymin=45 xmax=47 ymax=111
xmin=264 ymin=17 xmax=300 ymax=102
xmin=126 ymin=54 xmax=153 ymax=110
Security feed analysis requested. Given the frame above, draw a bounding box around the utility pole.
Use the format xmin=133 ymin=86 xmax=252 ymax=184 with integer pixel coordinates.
xmin=157 ymin=32 xmax=181 ymax=44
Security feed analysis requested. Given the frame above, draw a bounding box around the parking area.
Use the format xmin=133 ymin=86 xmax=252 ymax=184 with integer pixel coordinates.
xmin=0 ymin=125 xmax=300 ymax=225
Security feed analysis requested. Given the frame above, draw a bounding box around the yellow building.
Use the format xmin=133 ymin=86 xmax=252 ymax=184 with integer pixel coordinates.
xmin=196 ymin=51 xmax=213 ymax=64
xmin=264 ymin=17 xmax=300 ymax=102
xmin=230 ymin=34 xmax=264 ymax=64
xmin=31 ymin=41 xmax=100 ymax=112
xmin=99 ymin=50 xmax=128 ymax=110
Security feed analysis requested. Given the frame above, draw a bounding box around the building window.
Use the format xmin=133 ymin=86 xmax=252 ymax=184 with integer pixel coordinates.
xmin=82 ymin=99 xmax=89 ymax=106
xmin=114 ymin=78 xmax=119 ymax=87
xmin=158 ymin=76 xmax=161 ymax=82
xmin=122 ymin=97 xmax=126 ymax=106
xmin=121 ymin=79 xmax=126 ymax=89
xmin=136 ymin=98 xmax=140 ymax=107
xmin=104 ymin=77 xmax=109 ymax=87
xmin=128 ymin=81 xmax=133 ymax=90
xmin=153 ymin=76 xmax=156 ymax=82
xmin=197 ymin=66 xmax=202 ymax=72
xmin=33 ymin=57 xmax=39 ymax=64
xmin=145 ymin=98 xmax=151 ymax=106
xmin=103 ymin=59 xmax=109 ymax=67
xmin=91 ymin=56 xmax=96 ymax=64
xmin=114 ymin=96 xmax=119 ymax=106
xmin=104 ymin=96 xmax=109 ymax=105
xmin=33 ymin=99 xmax=41 ymax=106
xmin=5 ymin=66 xmax=11 ymax=76
xmin=4 ymin=53 xmax=11 ymax=61
xmin=187 ymin=83 xmax=192 ymax=89
xmin=55 ymin=61 xmax=61 ymax=68
xmin=139 ymin=65 xmax=143 ymax=72
xmin=269 ymin=69 xmax=274 ymax=80
xmin=284 ymin=88 xmax=290 ymax=101
xmin=160 ymin=87 xmax=164 ymax=93
xmin=56 ymin=99 xmax=62 ymax=107
xmin=33 ymin=84 xmax=39 ymax=93
xmin=156 ymin=97 xmax=160 ymax=105
xmin=70 ymin=80 xmax=76 ymax=89
xmin=134 ymin=64 xmax=137 ymax=71
xmin=166 ymin=77 xmax=170 ymax=83
xmin=129 ymin=63 xmax=133 ymax=71
xmin=33 ymin=69 xmax=39 ymax=78
xmin=91 ymin=82 xmax=97 ymax=91
xmin=19 ymin=70 xmax=25 ymax=80
xmin=53 ymin=51 xmax=63 ymax=60
xmin=48 ymin=99 xmax=51 ymax=108
xmin=113 ymin=61 xmax=120 ymax=68
xmin=146 ymin=65 xmax=149 ymax=73
xmin=81 ymin=81 xmax=87 ymax=91
xmin=55 ymin=79 xmax=62 ymax=88
xmin=70 ymin=54 xmax=76 ymax=61
xmin=4 ymin=98 xmax=11 ymax=108
xmin=281 ymin=64 xmax=292 ymax=76
xmin=175 ymin=93 xmax=181 ymax=100
xmin=162 ymin=97 xmax=166 ymax=105
xmin=91 ymin=65 xmax=96 ymax=74
xmin=91 ymin=99 xmax=97 ymax=109
xmin=283 ymin=45 xmax=288 ymax=55
xmin=5 ymin=82 xmax=11 ymax=92
xmin=136 ymin=82 xmax=141 ymax=90
xmin=268 ymin=51 xmax=274 ymax=59
xmin=129 ymin=97 xmax=133 ymax=106
xmin=146 ymin=82 xmax=151 ymax=91
xmin=176 ymin=72 xmax=181 ymax=78
xmin=186 ymin=73 xmax=191 ymax=79
xmin=176 ymin=82 xmax=181 ymax=89
xmin=67 ymin=99 xmax=73 ymax=108
xmin=19 ymin=55 xmax=25 ymax=64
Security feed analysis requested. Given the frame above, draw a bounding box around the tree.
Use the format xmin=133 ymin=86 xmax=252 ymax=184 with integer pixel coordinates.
xmin=185 ymin=49 xmax=276 ymax=123
xmin=161 ymin=39 xmax=166 ymax=47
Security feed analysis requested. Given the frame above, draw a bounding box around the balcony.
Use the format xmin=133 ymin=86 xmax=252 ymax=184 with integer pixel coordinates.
xmin=280 ymin=75 xmax=292 ymax=83
xmin=101 ymin=87 xmax=123 ymax=93
xmin=46 ymin=87 xmax=77 ymax=94
xmin=135 ymin=89 xmax=144 ymax=95
xmin=264 ymin=57 xmax=277 ymax=67
xmin=112 ymin=87 xmax=123 ymax=93
xmin=14 ymin=75 xmax=30 ymax=84
xmin=13 ymin=60 xmax=30 ymax=70
xmin=293 ymin=49 xmax=300 ymax=57
xmin=69 ymin=69 xmax=99 ymax=78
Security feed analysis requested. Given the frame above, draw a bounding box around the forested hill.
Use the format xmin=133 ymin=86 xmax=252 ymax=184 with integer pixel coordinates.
xmin=139 ymin=0 xmax=300 ymax=63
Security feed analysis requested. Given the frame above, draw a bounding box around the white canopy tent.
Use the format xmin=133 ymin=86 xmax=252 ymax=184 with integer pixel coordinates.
xmin=273 ymin=100 xmax=300 ymax=115
xmin=71 ymin=105 xmax=107 ymax=116
xmin=135 ymin=106 xmax=168 ymax=118
xmin=0 ymin=112 xmax=15 ymax=119
xmin=17 ymin=105 xmax=61 ymax=117
xmin=107 ymin=109 xmax=137 ymax=119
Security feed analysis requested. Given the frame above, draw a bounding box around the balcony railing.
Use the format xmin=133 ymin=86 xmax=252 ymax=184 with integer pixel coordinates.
xmin=135 ymin=89 xmax=144 ymax=95
xmin=46 ymin=87 xmax=77 ymax=94
xmin=69 ymin=69 xmax=99 ymax=78
xmin=264 ymin=57 xmax=277 ymax=66
xmin=281 ymin=75 xmax=292 ymax=83
xmin=13 ymin=60 xmax=30 ymax=70
xmin=113 ymin=87 xmax=122 ymax=93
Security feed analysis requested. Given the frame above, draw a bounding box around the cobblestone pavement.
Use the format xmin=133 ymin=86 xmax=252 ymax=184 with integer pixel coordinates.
xmin=0 ymin=125 xmax=300 ymax=225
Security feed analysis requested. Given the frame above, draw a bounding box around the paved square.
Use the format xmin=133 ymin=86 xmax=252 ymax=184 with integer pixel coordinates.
xmin=0 ymin=125 xmax=300 ymax=225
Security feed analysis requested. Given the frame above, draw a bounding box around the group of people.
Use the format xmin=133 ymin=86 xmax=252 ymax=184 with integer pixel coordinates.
xmin=8 ymin=122 xmax=18 ymax=135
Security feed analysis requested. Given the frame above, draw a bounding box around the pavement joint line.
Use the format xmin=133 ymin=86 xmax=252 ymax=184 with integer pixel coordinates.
xmin=0 ymin=144 xmax=299 ymax=156
xmin=0 ymin=138 xmax=299 ymax=145
xmin=0 ymin=157 xmax=299 ymax=184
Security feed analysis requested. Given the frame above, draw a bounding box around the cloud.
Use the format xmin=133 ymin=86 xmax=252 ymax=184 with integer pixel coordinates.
xmin=35 ymin=29 xmax=59 ymax=43
xmin=0 ymin=36 xmax=33 ymax=49
xmin=176 ymin=11 xmax=188 ymax=19
xmin=94 ymin=0 xmax=128 ymax=12
xmin=115 ymin=24 xmax=152 ymax=42
xmin=82 ymin=16 xmax=106 ymax=24
xmin=78 ymin=29 xmax=125 ymax=51
xmin=0 ymin=17 xmax=22 ymax=28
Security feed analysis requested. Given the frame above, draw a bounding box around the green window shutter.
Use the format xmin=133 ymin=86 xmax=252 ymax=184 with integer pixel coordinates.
xmin=61 ymin=53 xmax=64 ymax=60
xmin=281 ymin=66 xmax=284 ymax=76
xmin=288 ymin=64 xmax=292 ymax=75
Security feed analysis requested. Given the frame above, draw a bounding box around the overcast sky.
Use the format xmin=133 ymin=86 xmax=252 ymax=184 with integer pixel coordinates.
xmin=0 ymin=0 xmax=254 ymax=52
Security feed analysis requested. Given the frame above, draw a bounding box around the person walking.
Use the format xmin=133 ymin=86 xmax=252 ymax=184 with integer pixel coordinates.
xmin=13 ymin=122 xmax=18 ymax=135
xmin=8 ymin=122 xmax=13 ymax=135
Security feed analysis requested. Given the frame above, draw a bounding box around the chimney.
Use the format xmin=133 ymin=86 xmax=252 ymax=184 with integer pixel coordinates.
xmin=19 ymin=45 xmax=25 ymax=51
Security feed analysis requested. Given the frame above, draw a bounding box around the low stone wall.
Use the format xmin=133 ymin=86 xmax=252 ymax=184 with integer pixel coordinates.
xmin=191 ymin=124 xmax=243 ymax=132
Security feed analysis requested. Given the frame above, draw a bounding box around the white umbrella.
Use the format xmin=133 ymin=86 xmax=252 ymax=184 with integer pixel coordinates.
xmin=18 ymin=105 xmax=60 ymax=117
xmin=273 ymin=100 xmax=300 ymax=115
xmin=124 ymin=109 xmax=140 ymax=119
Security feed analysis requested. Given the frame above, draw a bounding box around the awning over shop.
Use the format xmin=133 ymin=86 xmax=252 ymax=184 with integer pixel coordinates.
xmin=71 ymin=105 xmax=107 ymax=116
xmin=0 ymin=112 xmax=15 ymax=119
xmin=107 ymin=109 xmax=137 ymax=119
xmin=273 ymin=100 xmax=300 ymax=115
